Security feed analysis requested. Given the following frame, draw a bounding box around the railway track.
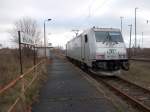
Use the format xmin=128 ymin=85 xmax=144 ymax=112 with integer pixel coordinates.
xmin=89 ymin=74 xmax=150 ymax=112
xmin=66 ymin=55 xmax=150 ymax=112
xmin=130 ymin=58 xmax=150 ymax=62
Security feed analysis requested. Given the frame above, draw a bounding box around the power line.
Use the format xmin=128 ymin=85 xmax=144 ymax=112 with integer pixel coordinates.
xmin=84 ymin=0 xmax=111 ymax=27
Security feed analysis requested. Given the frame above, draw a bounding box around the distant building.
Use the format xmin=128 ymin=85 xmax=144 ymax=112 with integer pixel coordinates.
xmin=0 ymin=44 xmax=2 ymax=49
xmin=48 ymin=43 xmax=52 ymax=47
xmin=36 ymin=47 xmax=53 ymax=58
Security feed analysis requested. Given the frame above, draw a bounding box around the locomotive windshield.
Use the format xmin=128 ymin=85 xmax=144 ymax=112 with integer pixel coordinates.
xmin=95 ymin=31 xmax=123 ymax=43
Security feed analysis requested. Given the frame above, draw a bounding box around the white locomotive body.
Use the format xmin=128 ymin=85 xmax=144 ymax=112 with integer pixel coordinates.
xmin=66 ymin=28 xmax=129 ymax=75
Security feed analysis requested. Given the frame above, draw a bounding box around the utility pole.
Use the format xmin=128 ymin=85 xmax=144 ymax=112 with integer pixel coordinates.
xmin=120 ymin=16 xmax=124 ymax=33
xmin=147 ymin=20 xmax=149 ymax=24
xmin=142 ymin=32 xmax=143 ymax=49
xmin=135 ymin=8 xmax=138 ymax=53
xmin=128 ymin=24 xmax=132 ymax=58
xmin=44 ymin=18 xmax=51 ymax=58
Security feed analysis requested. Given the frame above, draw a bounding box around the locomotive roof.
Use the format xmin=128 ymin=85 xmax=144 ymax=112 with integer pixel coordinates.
xmin=92 ymin=28 xmax=120 ymax=32
xmin=66 ymin=27 xmax=121 ymax=44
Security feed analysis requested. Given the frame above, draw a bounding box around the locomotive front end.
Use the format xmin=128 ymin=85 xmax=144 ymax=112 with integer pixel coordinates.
xmin=92 ymin=29 xmax=129 ymax=72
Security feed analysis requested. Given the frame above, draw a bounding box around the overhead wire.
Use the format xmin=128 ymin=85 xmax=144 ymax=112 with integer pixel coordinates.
xmin=84 ymin=0 xmax=111 ymax=28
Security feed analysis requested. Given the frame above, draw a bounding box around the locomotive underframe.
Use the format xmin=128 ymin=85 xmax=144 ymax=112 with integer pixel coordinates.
xmin=92 ymin=60 xmax=129 ymax=71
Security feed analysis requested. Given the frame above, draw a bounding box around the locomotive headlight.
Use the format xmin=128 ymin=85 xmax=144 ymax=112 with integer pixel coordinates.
xmin=119 ymin=54 xmax=126 ymax=58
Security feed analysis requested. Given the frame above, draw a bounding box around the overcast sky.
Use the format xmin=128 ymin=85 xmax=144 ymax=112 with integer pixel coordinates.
xmin=1 ymin=0 xmax=150 ymax=48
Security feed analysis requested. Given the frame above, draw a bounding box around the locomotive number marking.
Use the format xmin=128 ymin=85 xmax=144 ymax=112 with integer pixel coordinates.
xmin=108 ymin=49 xmax=116 ymax=54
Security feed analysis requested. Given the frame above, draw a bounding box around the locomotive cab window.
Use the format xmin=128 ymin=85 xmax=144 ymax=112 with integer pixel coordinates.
xmin=95 ymin=31 xmax=123 ymax=42
xmin=85 ymin=35 xmax=88 ymax=43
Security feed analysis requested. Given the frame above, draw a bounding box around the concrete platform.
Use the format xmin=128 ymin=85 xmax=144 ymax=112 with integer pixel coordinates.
xmin=32 ymin=55 xmax=117 ymax=112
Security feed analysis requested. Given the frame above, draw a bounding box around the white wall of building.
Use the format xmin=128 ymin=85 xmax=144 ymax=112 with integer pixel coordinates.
xmin=37 ymin=47 xmax=52 ymax=58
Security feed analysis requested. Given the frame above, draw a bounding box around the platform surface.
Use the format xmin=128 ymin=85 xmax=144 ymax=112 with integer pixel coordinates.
xmin=32 ymin=55 xmax=117 ymax=112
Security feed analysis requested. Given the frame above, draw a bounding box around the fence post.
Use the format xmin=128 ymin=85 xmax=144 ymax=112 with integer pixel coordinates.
xmin=18 ymin=31 xmax=26 ymax=111
xmin=33 ymin=45 xmax=36 ymax=66
xmin=18 ymin=31 xmax=23 ymax=75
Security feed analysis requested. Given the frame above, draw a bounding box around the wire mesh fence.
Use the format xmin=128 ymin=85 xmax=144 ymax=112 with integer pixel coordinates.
xmin=0 ymin=31 xmax=48 ymax=112
xmin=0 ymin=59 xmax=46 ymax=112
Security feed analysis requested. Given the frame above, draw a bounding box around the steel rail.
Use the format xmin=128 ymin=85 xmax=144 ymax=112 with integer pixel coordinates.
xmin=117 ymin=76 xmax=150 ymax=93
xmin=130 ymin=58 xmax=150 ymax=62
xmin=95 ymin=76 xmax=150 ymax=112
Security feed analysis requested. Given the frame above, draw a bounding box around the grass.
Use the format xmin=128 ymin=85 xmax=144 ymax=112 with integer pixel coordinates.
xmin=0 ymin=48 xmax=35 ymax=87
xmin=0 ymin=54 xmax=20 ymax=87
xmin=0 ymin=48 xmax=48 ymax=112
xmin=128 ymin=48 xmax=150 ymax=58
xmin=121 ymin=61 xmax=150 ymax=90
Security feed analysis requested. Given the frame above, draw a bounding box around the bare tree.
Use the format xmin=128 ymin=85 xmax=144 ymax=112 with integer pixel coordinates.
xmin=10 ymin=17 xmax=41 ymax=44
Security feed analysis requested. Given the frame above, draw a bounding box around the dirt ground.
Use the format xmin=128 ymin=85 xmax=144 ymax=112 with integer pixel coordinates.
xmin=121 ymin=60 xmax=150 ymax=90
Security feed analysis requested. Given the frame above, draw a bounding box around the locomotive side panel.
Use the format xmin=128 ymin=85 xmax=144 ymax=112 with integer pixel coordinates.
xmin=81 ymin=30 xmax=96 ymax=67
xmin=66 ymin=35 xmax=82 ymax=62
